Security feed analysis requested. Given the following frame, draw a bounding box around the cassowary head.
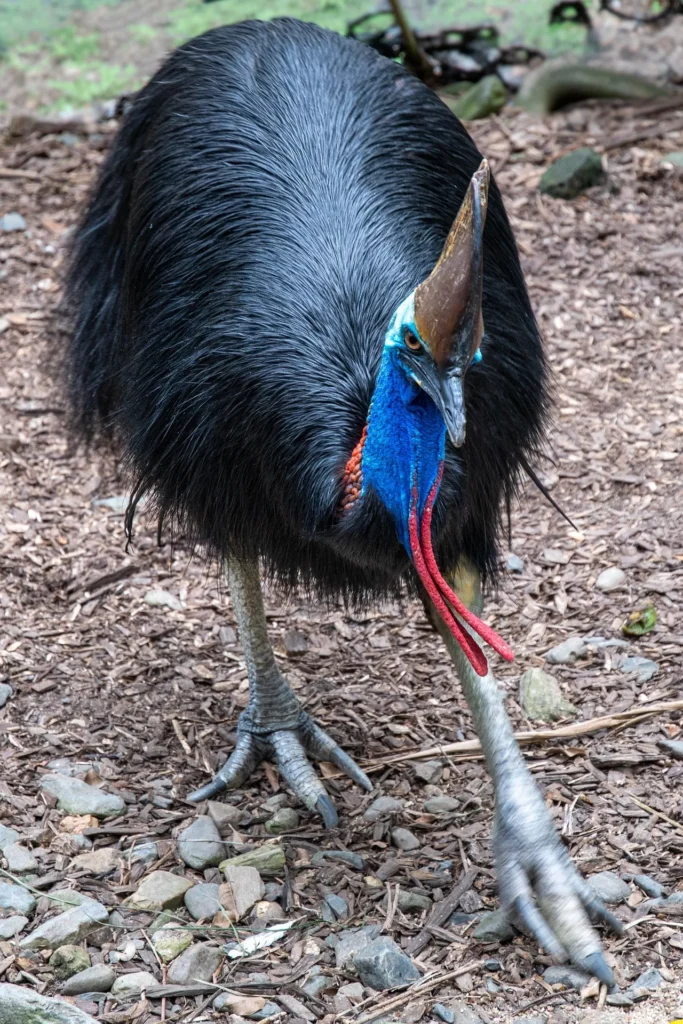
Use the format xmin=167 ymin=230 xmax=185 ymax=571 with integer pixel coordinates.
xmin=359 ymin=160 xmax=512 ymax=674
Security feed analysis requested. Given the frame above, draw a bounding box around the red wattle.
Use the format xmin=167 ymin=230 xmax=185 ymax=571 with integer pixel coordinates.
xmin=409 ymin=474 xmax=514 ymax=677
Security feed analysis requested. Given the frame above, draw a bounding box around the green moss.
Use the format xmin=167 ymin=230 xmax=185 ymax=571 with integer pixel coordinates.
xmin=129 ymin=23 xmax=158 ymax=45
xmin=45 ymin=61 xmax=140 ymax=108
xmin=49 ymin=26 xmax=101 ymax=63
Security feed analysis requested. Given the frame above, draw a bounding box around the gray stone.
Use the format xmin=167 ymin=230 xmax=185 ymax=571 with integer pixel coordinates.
xmin=587 ymin=871 xmax=630 ymax=905
xmin=352 ymin=936 xmax=420 ymax=989
xmin=0 ymin=984 xmax=99 ymax=1023
xmin=519 ymin=668 xmax=577 ymax=722
xmin=0 ymin=683 xmax=12 ymax=708
xmin=324 ymin=892 xmax=349 ymax=920
xmin=620 ymin=656 xmax=659 ymax=683
xmin=634 ymin=874 xmax=664 ymax=899
xmin=472 ymin=909 xmax=515 ymax=943
xmin=153 ymin=927 xmax=193 ymax=963
xmin=661 ymin=151 xmax=683 ymax=168
xmin=46 ymin=890 xmax=95 ymax=909
xmin=50 ymin=945 xmax=91 ymax=980
xmin=284 ymin=629 xmax=308 ymax=654
xmin=0 ymin=915 xmax=27 ymax=938
xmin=391 ymin=827 xmax=420 ymax=852
xmin=125 ymin=870 xmax=193 ymax=911
xmin=177 ymin=815 xmax=226 ymax=869
xmin=505 ymin=553 xmax=524 ymax=573
xmin=628 ymin=967 xmax=664 ymax=994
xmin=433 ymin=1005 xmax=455 ymax=1024
xmin=219 ymin=841 xmax=285 ymax=876
xmin=143 ymin=588 xmax=182 ymax=610
xmin=0 ymin=881 xmax=36 ymax=915
xmin=71 ymin=847 xmax=120 ymax=876
xmin=0 ymin=824 xmax=21 ymax=850
xmin=424 ymin=795 xmax=459 ymax=814
xmin=663 ymin=892 xmax=683 ymax=913
xmin=302 ymin=970 xmax=335 ymax=997
xmin=596 ymin=566 xmax=626 ymax=592
xmin=396 ymin=891 xmax=432 ymax=913
xmin=206 ymin=800 xmax=243 ymax=834
xmin=515 ymin=1018 xmax=546 ymax=1024
xmin=221 ymin=864 xmax=265 ymax=921
xmin=310 ymin=848 xmax=365 ymax=870
xmin=20 ymin=901 xmax=109 ymax=950
xmin=659 ymin=739 xmax=683 ymax=760
xmin=39 ymin=774 xmax=125 ymax=818
xmin=0 ymin=212 xmax=26 ymax=232
xmin=3 ymin=843 xmax=38 ymax=873
xmin=335 ymin=924 xmax=382 ymax=969
xmin=110 ymin=971 xmax=158 ymax=1000
xmin=62 ymin=965 xmax=115 ymax=995
xmin=545 ymin=636 xmax=587 ymax=665
xmin=92 ymin=495 xmax=128 ymax=512
xmin=584 ymin=636 xmax=628 ymax=650
xmin=539 ymin=148 xmax=605 ymax=200
xmin=606 ymin=992 xmax=634 ymax=1006
xmin=185 ymin=882 xmax=221 ymax=921
xmin=543 ymin=965 xmax=591 ymax=989
xmin=449 ymin=75 xmax=507 ymax=120
xmin=264 ymin=807 xmax=300 ymax=834
xmin=362 ymin=796 xmax=403 ymax=821
xmin=128 ymin=841 xmax=159 ymax=866
xmin=442 ymin=1002 xmax=482 ymax=1024
xmin=413 ymin=760 xmax=443 ymax=783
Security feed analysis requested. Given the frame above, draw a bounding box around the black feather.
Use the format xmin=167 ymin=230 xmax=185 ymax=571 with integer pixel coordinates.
xmin=62 ymin=18 xmax=548 ymax=603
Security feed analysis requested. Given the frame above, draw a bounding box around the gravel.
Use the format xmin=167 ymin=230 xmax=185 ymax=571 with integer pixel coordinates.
xmin=587 ymin=870 xmax=631 ymax=905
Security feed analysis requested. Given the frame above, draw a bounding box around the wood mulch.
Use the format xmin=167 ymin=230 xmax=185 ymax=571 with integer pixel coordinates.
xmin=0 ymin=97 xmax=682 ymax=1023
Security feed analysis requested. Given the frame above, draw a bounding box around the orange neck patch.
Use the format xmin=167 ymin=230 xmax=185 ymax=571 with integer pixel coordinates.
xmin=339 ymin=424 xmax=368 ymax=515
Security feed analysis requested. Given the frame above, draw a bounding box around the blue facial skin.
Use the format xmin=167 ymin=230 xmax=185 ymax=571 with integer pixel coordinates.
xmin=361 ymin=292 xmax=481 ymax=555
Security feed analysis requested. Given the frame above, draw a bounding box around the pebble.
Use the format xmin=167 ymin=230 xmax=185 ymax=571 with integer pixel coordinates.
xmin=20 ymin=901 xmax=109 ymax=950
xmin=424 ymin=795 xmax=459 ymax=814
xmin=125 ymin=871 xmax=194 ymax=911
xmin=633 ymin=874 xmax=664 ymax=899
xmin=128 ymin=841 xmax=159 ymax=865
xmin=184 ymin=882 xmax=221 ymax=921
xmin=62 ymin=965 xmax=116 ymax=996
xmin=596 ymin=566 xmax=626 ymax=592
xmin=177 ymin=815 xmax=226 ymax=869
xmin=167 ymin=941 xmax=222 ymax=984
xmin=460 ymin=890 xmax=484 ymax=914
xmin=628 ymin=966 xmax=664 ymax=995
xmin=539 ymin=147 xmax=605 ymax=199
xmin=220 ymin=865 xmax=265 ymax=922
xmin=619 ymin=655 xmax=659 ymax=683
xmin=284 ymin=629 xmax=308 ymax=654
xmin=338 ymin=981 xmax=364 ymax=1003
xmin=449 ymin=75 xmax=507 ymax=120
xmin=335 ymin=924 xmax=382 ymax=969
xmin=264 ymin=807 xmax=300 ymax=834
xmin=0 ymin=212 xmax=26 ymax=232
xmin=39 ymin=774 xmax=125 ymax=818
xmin=50 ymin=945 xmax=91 ymax=980
xmin=0 ymin=682 xmax=13 ymax=708
xmin=143 ymin=588 xmax=182 ymax=610
xmin=110 ymin=971 xmax=158 ymax=1000
xmin=584 ymin=635 xmax=628 ymax=650
xmin=153 ymin=927 xmax=193 ymax=963
xmin=545 ymin=636 xmax=587 ymax=665
xmin=659 ymin=739 xmax=683 ymax=760
xmin=352 ymin=936 xmax=420 ymax=989
xmin=504 ymin=553 xmax=524 ymax=573
xmin=472 ymin=909 xmax=514 ymax=943
xmin=391 ymin=827 xmax=420 ymax=852
xmin=0 ymin=983 xmax=99 ymax=1023
xmin=4 ymin=842 xmax=38 ymax=873
xmin=0 ymin=823 xmax=21 ymax=850
xmin=310 ymin=849 xmax=365 ymax=870
xmin=362 ymin=795 xmax=403 ymax=821
xmin=302 ymin=970 xmax=335 ymax=997
xmin=449 ymin=1002 xmax=483 ymax=1023
xmin=0 ymin=881 xmax=37 ymax=916
xmin=543 ymin=965 xmax=591 ymax=990
xmin=606 ymin=992 xmax=634 ymax=1006
xmin=587 ymin=871 xmax=631 ymax=905
xmin=433 ymin=1005 xmax=455 ymax=1024
xmin=396 ymin=891 xmax=432 ymax=913
xmin=220 ymin=841 xmax=285 ymax=876
xmin=0 ymin=915 xmax=28 ymax=938
xmin=71 ymin=847 xmax=120 ymax=876
xmin=46 ymin=890 xmax=95 ymax=909
xmin=214 ymin=993 xmax=268 ymax=1015
xmin=252 ymin=899 xmax=287 ymax=925
xmin=206 ymin=800 xmax=243 ymax=833
xmin=519 ymin=668 xmax=577 ymax=722
xmin=92 ymin=495 xmax=128 ymax=512
xmin=413 ymin=760 xmax=443 ymax=783
xmin=663 ymin=892 xmax=683 ymax=912
xmin=324 ymin=892 xmax=349 ymax=920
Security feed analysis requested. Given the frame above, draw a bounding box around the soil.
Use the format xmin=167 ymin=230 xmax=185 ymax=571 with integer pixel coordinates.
xmin=0 ymin=95 xmax=682 ymax=1022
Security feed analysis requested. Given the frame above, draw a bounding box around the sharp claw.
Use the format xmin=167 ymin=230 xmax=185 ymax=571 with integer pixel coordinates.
xmin=302 ymin=719 xmax=373 ymax=791
xmin=511 ymin=896 xmax=566 ymax=962
xmin=577 ymin=951 xmax=614 ymax=987
xmin=187 ymin=777 xmax=227 ymax=802
xmin=187 ymin=733 xmax=259 ymax=802
xmin=326 ymin=746 xmax=373 ymax=792
xmin=316 ymin=793 xmax=339 ymax=828
xmin=578 ymin=888 xmax=625 ymax=937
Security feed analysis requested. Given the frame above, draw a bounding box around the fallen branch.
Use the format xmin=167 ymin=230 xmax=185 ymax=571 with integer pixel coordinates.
xmin=359 ymin=699 xmax=683 ymax=772
xmin=0 ymin=166 xmax=43 ymax=181
xmin=405 ymin=867 xmax=479 ymax=955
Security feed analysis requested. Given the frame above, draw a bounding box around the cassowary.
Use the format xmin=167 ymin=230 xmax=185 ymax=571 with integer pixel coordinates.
xmin=64 ymin=18 xmax=620 ymax=980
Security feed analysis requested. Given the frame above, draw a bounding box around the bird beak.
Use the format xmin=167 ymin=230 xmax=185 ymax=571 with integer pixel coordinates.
xmin=437 ymin=373 xmax=466 ymax=447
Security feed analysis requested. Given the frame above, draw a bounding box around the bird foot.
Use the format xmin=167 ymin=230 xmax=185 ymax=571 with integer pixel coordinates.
xmin=494 ymin=777 xmax=624 ymax=985
xmin=188 ymin=708 xmax=372 ymax=827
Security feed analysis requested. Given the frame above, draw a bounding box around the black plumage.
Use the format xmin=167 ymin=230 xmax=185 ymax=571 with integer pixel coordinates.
xmin=64 ymin=17 xmax=547 ymax=604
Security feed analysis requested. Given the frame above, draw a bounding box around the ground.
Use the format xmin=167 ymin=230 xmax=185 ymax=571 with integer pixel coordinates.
xmin=1 ymin=61 xmax=683 ymax=1024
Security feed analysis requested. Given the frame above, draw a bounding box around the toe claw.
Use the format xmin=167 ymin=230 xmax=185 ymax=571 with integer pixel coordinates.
xmin=316 ymin=793 xmax=339 ymax=828
xmin=578 ymin=951 xmax=614 ymax=987
xmin=511 ymin=895 xmax=566 ymax=962
xmin=187 ymin=777 xmax=228 ymax=802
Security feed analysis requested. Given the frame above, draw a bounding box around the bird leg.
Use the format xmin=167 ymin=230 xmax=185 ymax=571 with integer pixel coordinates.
xmin=424 ymin=558 xmax=623 ymax=984
xmin=188 ymin=556 xmax=372 ymax=826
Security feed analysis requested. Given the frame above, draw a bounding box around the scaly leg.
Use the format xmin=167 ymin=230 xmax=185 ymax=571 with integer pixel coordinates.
xmin=424 ymin=559 xmax=622 ymax=984
xmin=188 ymin=557 xmax=372 ymax=825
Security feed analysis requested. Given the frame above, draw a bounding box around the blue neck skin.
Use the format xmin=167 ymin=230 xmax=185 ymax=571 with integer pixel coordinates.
xmin=361 ymin=294 xmax=446 ymax=554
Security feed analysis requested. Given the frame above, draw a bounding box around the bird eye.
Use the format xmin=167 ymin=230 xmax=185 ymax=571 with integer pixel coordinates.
xmin=404 ymin=329 xmax=422 ymax=352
